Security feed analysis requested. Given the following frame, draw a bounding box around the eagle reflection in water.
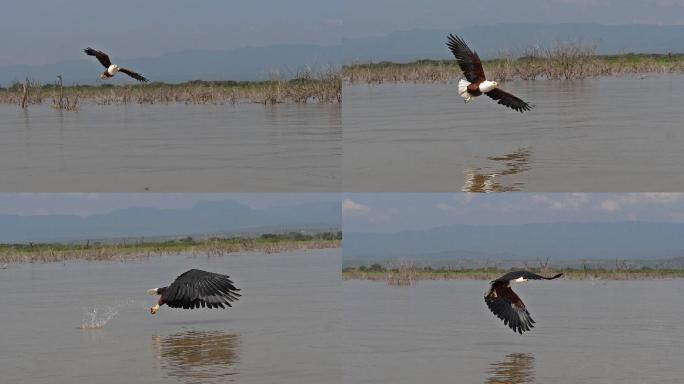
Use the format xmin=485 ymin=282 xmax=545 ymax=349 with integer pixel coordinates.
xmin=152 ymin=330 xmax=240 ymax=383
xmin=485 ymin=353 xmax=535 ymax=384
xmin=463 ymin=147 xmax=531 ymax=192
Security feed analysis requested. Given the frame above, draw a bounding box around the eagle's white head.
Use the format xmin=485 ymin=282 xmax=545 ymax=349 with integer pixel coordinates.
xmin=479 ymin=80 xmax=498 ymax=93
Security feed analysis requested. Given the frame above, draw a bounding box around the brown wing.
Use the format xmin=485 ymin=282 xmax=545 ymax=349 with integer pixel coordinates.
xmin=84 ymin=47 xmax=111 ymax=68
xmin=446 ymin=34 xmax=486 ymax=83
xmin=119 ymin=67 xmax=149 ymax=82
xmin=484 ymin=88 xmax=533 ymax=113
xmin=485 ymin=282 xmax=535 ymax=334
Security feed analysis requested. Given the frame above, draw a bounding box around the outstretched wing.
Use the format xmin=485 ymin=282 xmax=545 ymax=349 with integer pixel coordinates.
xmin=495 ymin=270 xmax=563 ymax=282
xmin=484 ymin=88 xmax=534 ymax=113
xmin=161 ymin=269 xmax=241 ymax=310
xmin=84 ymin=47 xmax=111 ymax=68
xmin=119 ymin=67 xmax=148 ymax=82
xmin=485 ymin=282 xmax=535 ymax=334
xmin=519 ymin=271 xmax=563 ymax=280
xmin=446 ymin=34 xmax=486 ymax=83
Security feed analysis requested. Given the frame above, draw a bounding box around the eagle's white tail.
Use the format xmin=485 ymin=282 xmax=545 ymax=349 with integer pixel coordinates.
xmin=458 ymin=79 xmax=473 ymax=103
xmin=147 ymin=288 xmax=159 ymax=295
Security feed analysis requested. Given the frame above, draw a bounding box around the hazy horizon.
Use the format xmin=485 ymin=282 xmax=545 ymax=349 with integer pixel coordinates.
xmin=343 ymin=193 xmax=684 ymax=233
xmin=3 ymin=0 xmax=683 ymax=67
xmin=0 ymin=193 xmax=340 ymax=217
xmin=0 ymin=195 xmax=341 ymax=243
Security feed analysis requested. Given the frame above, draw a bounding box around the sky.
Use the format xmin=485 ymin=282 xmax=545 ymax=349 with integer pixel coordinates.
xmin=343 ymin=193 xmax=684 ymax=233
xmin=2 ymin=0 xmax=683 ymax=66
xmin=0 ymin=193 xmax=340 ymax=217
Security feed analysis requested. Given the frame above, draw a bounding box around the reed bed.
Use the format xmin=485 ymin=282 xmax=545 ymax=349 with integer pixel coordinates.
xmin=343 ymin=264 xmax=684 ymax=282
xmin=343 ymin=44 xmax=684 ymax=84
xmin=0 ymin=232 xmax=341 ymax=265
xmin=0 ymin=72 xmax=341 ymax=107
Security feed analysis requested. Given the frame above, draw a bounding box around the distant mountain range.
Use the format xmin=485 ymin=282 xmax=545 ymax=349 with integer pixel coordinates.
xmin=343 ymin=222 xmax=684 ymax=265
xmin=0 ymin=200 xmax=340 ymax=243
xmin=3 ymin=23 xmax=684 ymax=86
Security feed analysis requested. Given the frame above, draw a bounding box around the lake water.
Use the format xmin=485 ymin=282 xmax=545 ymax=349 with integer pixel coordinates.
xmin=0 ymin=249 xmax=341 ymax=384
xmin=341 ymin=279 xmax=684 ymax=384
xmin=343 ymin=75 xmax=684 ymax=191
xmin=0 ymin=104 xmax=341 ymax=191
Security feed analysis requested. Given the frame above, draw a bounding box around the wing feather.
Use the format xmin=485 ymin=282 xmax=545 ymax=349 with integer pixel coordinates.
xmin=446 ymin=34 xmax=486 ymax=83
xmin=484 ymin=88 xmax=534 ymax=113
xmin=161 ymin=269 xmax=241 ymax=310
xmin=119 ymin=67 xmax=148 ymax=82
xmin=485 ymin=283 xmax=535 ymax=334
xmin=84 ymin=47 xmax=111 ymax=68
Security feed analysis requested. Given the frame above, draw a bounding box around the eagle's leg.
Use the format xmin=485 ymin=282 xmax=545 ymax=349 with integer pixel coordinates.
xmin=150 ymin=298 xmax=164 ymax=314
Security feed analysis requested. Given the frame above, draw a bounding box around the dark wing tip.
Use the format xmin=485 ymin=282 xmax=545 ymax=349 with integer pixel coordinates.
xmin=445 ymin=33 xmax=467 ymax=53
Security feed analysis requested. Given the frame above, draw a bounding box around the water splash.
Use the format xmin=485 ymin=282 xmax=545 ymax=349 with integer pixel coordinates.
xmin=79 ymin=299 xmax=143 ymax=330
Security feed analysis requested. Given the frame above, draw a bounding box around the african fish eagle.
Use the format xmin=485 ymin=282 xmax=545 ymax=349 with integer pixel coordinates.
xmin=446 ymin=34 xmax=533 ymax=112
xmin=147 ymin=269 xmax=241 ymax=314
xmin=485 ymin=270 xmax=562 ymax=334
xmin=84 ymin=47 xmax=148 ymax=82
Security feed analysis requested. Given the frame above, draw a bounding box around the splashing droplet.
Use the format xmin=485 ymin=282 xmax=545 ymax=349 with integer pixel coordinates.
xmin=79 ymin=299 xmax=143 ymax=330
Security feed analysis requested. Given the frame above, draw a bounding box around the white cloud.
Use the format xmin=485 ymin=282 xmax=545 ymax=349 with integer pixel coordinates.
xmin=342 ymin=198 xmax=370 ymax=216
xmin=598 ymin=199 xmax=620 ymax=213
xmin=458 ymin=193 xmax=476 ymax=205
xmin=595 ymin=193 xmax=683 ymax=214
xmin=436 ymin=203 xmax=453 ymax=211
xmin=617 ymin=193 xmax=683 ymax=205
xmin=529 ymin=193 xmax=589 ymax=211
xmin=668 ymin=212 xmax=684 ymax=222
xmin=550 ymin=193 xmax=589 ymax=210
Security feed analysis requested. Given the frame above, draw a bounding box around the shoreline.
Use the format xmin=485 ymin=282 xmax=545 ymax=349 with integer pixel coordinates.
xmin=343 ymin=52 xmax=684 ymax=84
xmin=1 ymin=76 xmax=342 ymax=108
xmin=0 ymin=232 xmax=341 ymax=265
xmin=342 ymin=266 xmax=684 ymax=283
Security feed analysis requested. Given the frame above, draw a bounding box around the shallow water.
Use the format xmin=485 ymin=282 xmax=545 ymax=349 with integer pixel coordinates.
xmin=343 ymin=75 xmax=684 ymax=191
xmin=0 ymin=104 xmax=341 ymax=191
xmin=0 ymin=249 xmax=341 ymax=384
xmin=341 ymin=280 xmax=684 ymax=384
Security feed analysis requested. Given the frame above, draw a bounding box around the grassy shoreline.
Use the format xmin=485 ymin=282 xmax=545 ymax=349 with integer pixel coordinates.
xmin=1 ymin=75 xmax=341 ymax=108
xmin=0 ymin=232 xmax=341 ymax=264
xmin=343 ymin=50 xmax=684 ymax=84
xmin=342 ymin=265 xmax=684 ymax=284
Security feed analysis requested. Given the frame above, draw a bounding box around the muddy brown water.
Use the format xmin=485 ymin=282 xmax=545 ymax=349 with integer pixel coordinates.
xmin=0 ymin=249 xmax=341 ymax=384
xmin=341 ymin=279 xmax=684 ymax=384
xmin=343 ymin=75 xmax=684 ymax=191
xmin=0 ymin=104 xmax=341 ymax=191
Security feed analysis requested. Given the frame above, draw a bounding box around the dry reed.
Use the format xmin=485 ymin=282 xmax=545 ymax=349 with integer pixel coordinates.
xmin=0 ymin=237 xmax=340 ymax=265
xmin=343 ymin=264 xmax=684 ymax=281
xmin=343 ymin=43 xmax=684 ymax=84
xmin=0 ymin=71 xmax=341 ymax=107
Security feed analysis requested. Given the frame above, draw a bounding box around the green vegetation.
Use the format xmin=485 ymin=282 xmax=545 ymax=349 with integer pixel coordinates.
xmin=1 ymin=71 xmax=342 ymax=108
xmin=343 ymin=264 xmax=684 ymax=283
xmin=0 ymin=231 xmax=341 ymax=264
xmin=343 ymin=43 xmax=684 ymax=83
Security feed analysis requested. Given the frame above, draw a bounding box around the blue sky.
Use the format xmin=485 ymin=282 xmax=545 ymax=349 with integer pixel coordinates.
xmin=0 ymin=193 xmax=340 ymax=216
xmin=2 ymin=0 xmax=682 ymax=65
xmin=343 ymin=193 xmax=684 ymax=232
